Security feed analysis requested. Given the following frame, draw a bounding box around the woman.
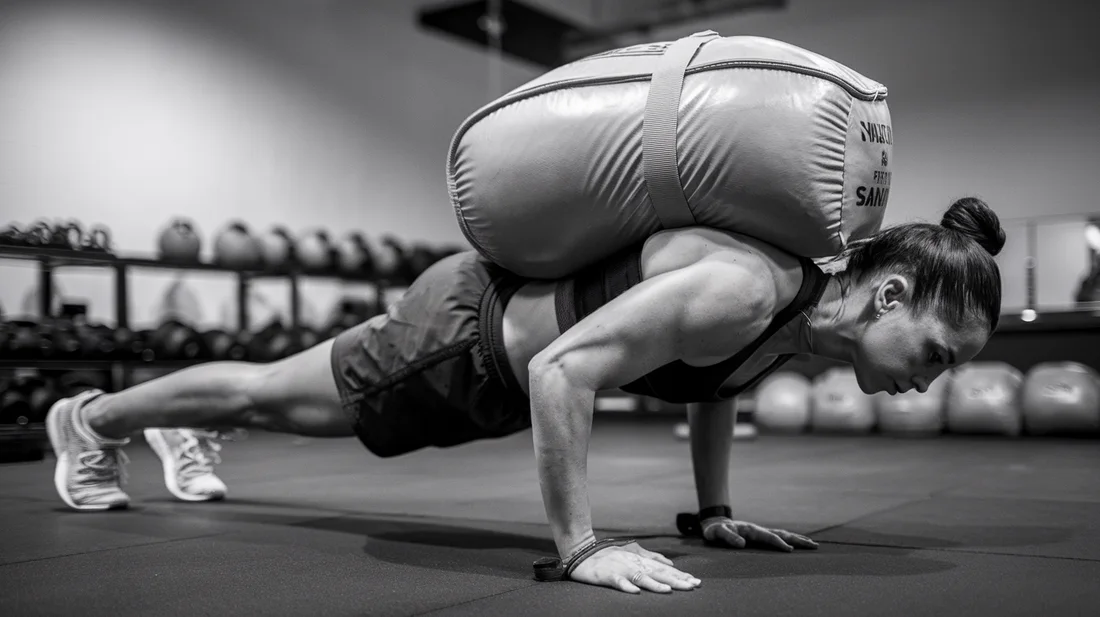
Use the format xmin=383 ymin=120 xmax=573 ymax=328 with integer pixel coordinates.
xmin=47 ymin=197 xmax=1005 ymax=595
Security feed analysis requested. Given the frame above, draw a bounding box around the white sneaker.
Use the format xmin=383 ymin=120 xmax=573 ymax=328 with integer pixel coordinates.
xmin=46 ymin=390 xmax=131 ymax=511
xmin=144 ymin=429 xmax=228 ymax=502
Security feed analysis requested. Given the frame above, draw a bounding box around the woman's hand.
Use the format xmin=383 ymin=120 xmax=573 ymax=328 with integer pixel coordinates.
xmin=701 ymin=518 xmax=819 ymax=552
xmin=568 ymin=542 xmax=702 ymax=594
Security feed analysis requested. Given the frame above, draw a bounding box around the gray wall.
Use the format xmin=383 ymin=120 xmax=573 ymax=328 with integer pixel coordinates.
xmin=0 ymin=0 xmax=1096 ymax=328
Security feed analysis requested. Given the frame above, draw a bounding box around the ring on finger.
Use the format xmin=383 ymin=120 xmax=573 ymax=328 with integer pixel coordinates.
xmin=630 ymin=570 xmax=645 ymax=585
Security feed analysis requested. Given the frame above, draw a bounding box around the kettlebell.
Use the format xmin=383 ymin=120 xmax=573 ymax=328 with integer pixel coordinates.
xmin=158 ymin=218 xmax=203 ymax=263
xmin=406 ymin=243 xmax=438 ymax=280
xmin=259 ymin=226 xmax=297 ymax=272
xmin=23 ymin=220 xmax=56 ymax=248
xmin=373 ymin=235 xmax=409 ymax=283
xmin=56 ymin=221 xmax=86 ymax=251
xmin=336 ymin=232 xmax=374 ymax=278
xmin=83 ymin=225 xmax=113 ymax=253
xmin=214 ymin=221 xmax=263 ymax=270
xmin=298 ymin=229 xmax=336 ymax=273
xmin=0 ymin=223 xmax=27 ymax=246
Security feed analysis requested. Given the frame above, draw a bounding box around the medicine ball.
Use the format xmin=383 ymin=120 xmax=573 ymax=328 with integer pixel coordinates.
xmin=1021 ymin=362 xmax=1100 ymax=435
xmin=811 ymin=367 xmax=876 ymax=433
xmin=754 ymin=371 xmax=812 ymax=433
xmin=945 ymin=362 xmax=1023 ymax=436
xmin=874 ymin=372 xmax=951 ymax=437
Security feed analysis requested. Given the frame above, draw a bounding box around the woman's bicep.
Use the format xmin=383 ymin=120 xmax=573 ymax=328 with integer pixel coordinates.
xmin=531 ymin=262 xmax=775 ymax=392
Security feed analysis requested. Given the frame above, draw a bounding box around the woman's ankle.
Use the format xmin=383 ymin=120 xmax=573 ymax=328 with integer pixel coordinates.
xmin=80 ymin=393 xmax=131 ymax=441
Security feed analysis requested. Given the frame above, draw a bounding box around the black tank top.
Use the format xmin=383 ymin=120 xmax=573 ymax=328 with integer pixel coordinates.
xmin=554 ymin=248 xmax=830 ymax=403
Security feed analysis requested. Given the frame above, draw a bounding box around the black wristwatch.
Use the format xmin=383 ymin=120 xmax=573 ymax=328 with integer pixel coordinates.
xmin=532 ymin=537 xmax=637 ymax=582
xmin=676 ymin=505 xmax=733 ymax=537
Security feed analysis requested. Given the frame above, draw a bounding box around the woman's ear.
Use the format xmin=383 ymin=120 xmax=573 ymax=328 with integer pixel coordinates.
xmin=875 ymin=274 xmax=910 ymax=315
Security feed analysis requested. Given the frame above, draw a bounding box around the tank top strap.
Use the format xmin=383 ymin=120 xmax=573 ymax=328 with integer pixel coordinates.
xmin=699 ymin=256 xmax=830 ymax=382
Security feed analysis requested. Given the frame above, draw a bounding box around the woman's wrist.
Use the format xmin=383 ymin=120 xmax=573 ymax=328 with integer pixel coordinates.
xmin=698 ymin=505 xmax=733 ymax=521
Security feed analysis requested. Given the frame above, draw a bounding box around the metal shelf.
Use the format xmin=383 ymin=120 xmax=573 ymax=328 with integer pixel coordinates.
xmin=0 ymin=244 xmax=390 ymax=283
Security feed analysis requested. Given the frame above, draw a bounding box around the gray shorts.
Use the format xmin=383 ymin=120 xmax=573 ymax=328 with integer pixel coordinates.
xmin=330 ymin=251 xmax=530 ymax=458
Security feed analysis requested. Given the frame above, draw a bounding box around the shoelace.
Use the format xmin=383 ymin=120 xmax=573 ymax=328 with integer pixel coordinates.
xmin=178 ymin=430 xmax=224 ymax=479
xmin=76 ymin=448 xmax=130 ymax=488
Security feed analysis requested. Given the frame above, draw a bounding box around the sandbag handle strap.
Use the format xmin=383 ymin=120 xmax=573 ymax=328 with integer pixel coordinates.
xmin=642 ymin=30 xmax=718 ymax=230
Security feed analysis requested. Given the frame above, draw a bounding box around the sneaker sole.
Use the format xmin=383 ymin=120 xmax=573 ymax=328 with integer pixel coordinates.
xmin=145 ymin=429 xmax=226 ymax=502
xmin=46 ymin=397 xmax=122 ymax=512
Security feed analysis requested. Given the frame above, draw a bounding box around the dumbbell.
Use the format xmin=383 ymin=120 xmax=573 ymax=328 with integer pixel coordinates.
xmin=149 ymin=321 xmax=209 ymax=361
xmin=247 ymin=321 xmax=301 ymax=363
xmin=3 ymin=320 xmax=54 ymax=359
xmin=57 ymin=371 xmax=108 ymax=398
xmin=0 ymin=378 xmax=34 ymax=427
xmin=0 ymin=376 xmax=62 ymax=426
xmin=75 ymin=322 xmax=118 ymax=359
xmin=203 ymin=329 xmax=248 ymax=361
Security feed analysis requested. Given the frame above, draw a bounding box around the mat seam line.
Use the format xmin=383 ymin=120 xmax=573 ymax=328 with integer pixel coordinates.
xmin=0 ymin=532 xmax=229 ymax=568
xmin=407 ymin=583 xmax=541 ymax=617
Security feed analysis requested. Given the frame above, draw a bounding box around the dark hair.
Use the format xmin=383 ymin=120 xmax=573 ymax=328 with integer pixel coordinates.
xmin=841 ymin=197 xmax=1005 ymax=332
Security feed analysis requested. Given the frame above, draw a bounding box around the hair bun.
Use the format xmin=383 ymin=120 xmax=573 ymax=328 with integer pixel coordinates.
xmin=941 ymin=197 xmax=1005 ymax=257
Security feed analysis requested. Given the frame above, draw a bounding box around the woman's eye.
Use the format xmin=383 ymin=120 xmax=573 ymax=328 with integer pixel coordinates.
xmin=929 ymin=352 xmax=942 ymax=365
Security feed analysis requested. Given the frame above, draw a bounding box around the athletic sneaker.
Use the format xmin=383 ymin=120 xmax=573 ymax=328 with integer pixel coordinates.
xmin=46 ymin=390 xmax=132 ymax=511
xmin=144 ymin=428 xmax=228 ymax=502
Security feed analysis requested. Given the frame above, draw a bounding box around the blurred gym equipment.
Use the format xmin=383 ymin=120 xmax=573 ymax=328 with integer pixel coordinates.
xmin=158 ymin=218 xmax=203 ymax=264
xmin=214 ymin=221 xmax=263 ymax=270
xmin=811 ymin=367 xmax=876 ymax=433
xmin=753 ymin=371 xmax=812 ymax=433
xmin=946 ymin=363 xmax=1024 ymax=436
xmin=1021 ymin=362 xmax=1100 ymax=435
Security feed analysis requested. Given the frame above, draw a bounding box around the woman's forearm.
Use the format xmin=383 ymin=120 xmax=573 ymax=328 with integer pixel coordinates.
xmin=528 ymin=362 xmax=598 ymax=559
xmin=688 ymin=400 xmax=736 ymax=510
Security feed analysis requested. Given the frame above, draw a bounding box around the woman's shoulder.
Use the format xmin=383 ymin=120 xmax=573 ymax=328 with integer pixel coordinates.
xmin=640 ymin=227 xmax=804 ymax=291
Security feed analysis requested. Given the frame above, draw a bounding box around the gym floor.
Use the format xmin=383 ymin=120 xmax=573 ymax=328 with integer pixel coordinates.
xmin=2 ymin=422 xmax=1099 ymax=616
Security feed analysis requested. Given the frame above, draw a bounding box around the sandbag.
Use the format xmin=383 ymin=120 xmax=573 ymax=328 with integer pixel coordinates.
xmin=1021 ymin=362 xmax=1100 ymax=435
xmin=946 ymin=363 xmax=1023 ymax=436
xmin=874 ymin=372 xmax=951 ymax=436
xmin=754 ymin=371 xmax=812 ymax=433
xmin=811 ymin=367 xmax=876 ymax=433
xmin=449 ymin=32 xmax=892 ymax=278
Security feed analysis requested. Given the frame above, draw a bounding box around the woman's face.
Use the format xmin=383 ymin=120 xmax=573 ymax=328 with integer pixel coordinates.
xmin=849 ymin=280 xmax=989 ymax=395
